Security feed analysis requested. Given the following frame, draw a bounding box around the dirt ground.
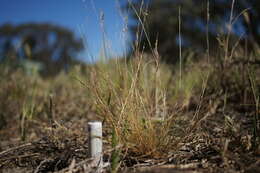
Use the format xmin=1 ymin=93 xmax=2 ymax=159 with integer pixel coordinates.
xmin=0 ymin=101 xmax=259 ymax=173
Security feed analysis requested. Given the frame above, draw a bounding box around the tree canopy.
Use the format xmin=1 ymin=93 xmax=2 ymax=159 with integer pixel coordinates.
xmin=0 ymin=23 xmax=84 ymax=76
xmin=127 ymin=0 xmax=260 ymax=64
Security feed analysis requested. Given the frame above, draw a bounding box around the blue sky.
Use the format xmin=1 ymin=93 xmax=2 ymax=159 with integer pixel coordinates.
xmin=0 ymin=0 xmax=130 ymax=62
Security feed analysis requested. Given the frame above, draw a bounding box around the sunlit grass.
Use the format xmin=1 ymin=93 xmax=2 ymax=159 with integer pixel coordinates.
xmin=74 ymin=51 xmax=207 ymax=159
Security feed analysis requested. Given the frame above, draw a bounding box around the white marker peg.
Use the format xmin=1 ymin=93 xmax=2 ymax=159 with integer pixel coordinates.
xmin=88 ymin=121 xmax=103 ymax=167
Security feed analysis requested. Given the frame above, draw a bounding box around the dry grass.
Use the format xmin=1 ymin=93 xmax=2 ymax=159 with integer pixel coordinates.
xmin=81 ymin=54 xmax=197 ymax=158
xmin=0 ymin=1 xmax=259 ymax=172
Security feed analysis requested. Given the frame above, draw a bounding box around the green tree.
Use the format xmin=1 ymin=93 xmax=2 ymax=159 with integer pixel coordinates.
xmin=0 ymin=23 xmax=84 ymax=76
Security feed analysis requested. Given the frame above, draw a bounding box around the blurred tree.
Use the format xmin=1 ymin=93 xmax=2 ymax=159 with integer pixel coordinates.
xmin=126 ymin=0 xmax=260 ymax=64
xmin=0 ymin=23 xmax=84 ymax=76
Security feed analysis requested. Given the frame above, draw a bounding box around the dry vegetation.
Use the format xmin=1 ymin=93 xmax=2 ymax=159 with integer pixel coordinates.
xmin=0 ymin=47 xmax=259 ymax=172
xmin=0 ymin=2 xmax=260 ymax=173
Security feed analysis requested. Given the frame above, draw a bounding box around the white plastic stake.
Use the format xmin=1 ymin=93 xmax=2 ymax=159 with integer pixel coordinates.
xmin=88 ymin=121 xmax=103 ymax=167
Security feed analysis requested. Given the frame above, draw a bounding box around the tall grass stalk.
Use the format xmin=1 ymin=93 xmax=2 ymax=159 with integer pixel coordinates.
xmin=178 ymin=6 xmax=182 ymax=89
xmin=20 ymin=79 xmax=37 ymax=141
xmin=224 ymin=0 xmax=235 ymax=65
xmin=248 ymin=68 xmax=259 ymax=149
